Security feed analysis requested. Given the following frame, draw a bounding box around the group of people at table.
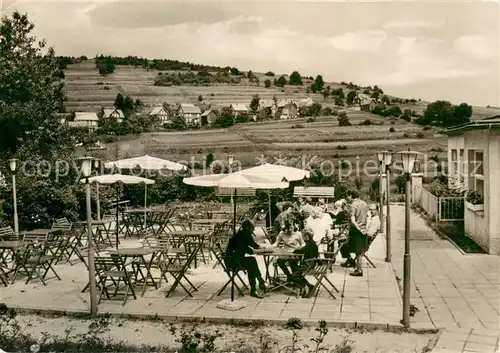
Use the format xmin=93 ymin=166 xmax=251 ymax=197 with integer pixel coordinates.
xmin=225 ymin=189 xmax=381 ymax=298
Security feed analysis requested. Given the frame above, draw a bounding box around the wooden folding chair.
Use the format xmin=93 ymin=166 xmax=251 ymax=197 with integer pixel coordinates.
xmin=301 ymin=253 xmax=340 ymax=299
xmin=141 ymin=237 xmax=170 ymax=286
xmin=214 ymin=242 xmax=248 ymax=298
xmin=361 ymin=233 xmax=378 ymax=268
xmin=17 ymin=239 xmax=61 ymax=285
xmin=163 ymin=242 xmax=201 ymax=297
xmin=95 ymin=255 xmax=136 ymax=305
xmin=0 ymin=226 xmax=17 ymax=240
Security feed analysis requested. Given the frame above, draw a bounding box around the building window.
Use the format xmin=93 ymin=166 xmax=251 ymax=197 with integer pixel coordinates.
xmin=468 ymin=150 xmax=484 ymax=197
xmin=459 ymin=149 xmax=465 ymax=183
xmin=451 ymin=149 xmax=458 ymax=176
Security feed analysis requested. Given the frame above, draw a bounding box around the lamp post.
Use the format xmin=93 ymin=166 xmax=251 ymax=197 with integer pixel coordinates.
xmin=397 ymin=149 xmax=421 ymax=328
xmin=383 ymin=150 xmax=393 ymax=263
xmin=8 ymin=159 xmax=19 ymax=235
xmin=228 ymin=154 xmax=234 ymax=208
xmin=93 ymin=159 xmax=101 ymax=221
xmin=376 ymin=152 xmax=385 ymax=235
xmin=78 ymin=156 xmax=98 ymax=316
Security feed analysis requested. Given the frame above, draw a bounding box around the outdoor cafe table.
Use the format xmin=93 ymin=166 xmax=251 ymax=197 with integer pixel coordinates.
xmin=73 ymin=220 xmax=114 ymax=248
xmin=107 ymin=247 xmax=158 ymax=296
xmin=165 ymin=230 xmax=211 ymax=268
xmin=252 ymin=248 xmax=303 ymax=286
xmin=0 ymin=241 xmax=24 ymax=286
xmin=122 ymin=208 xmax=153 ymax=236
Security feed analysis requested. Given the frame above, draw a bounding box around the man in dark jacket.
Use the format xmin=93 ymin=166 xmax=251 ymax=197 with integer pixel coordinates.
xmin=292 ymin=228 xmax=318 ymax=297
xmin=225 ymin=220 xmax=266 ymax=298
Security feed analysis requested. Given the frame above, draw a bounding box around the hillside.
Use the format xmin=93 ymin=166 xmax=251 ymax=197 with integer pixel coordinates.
xmin=66 ymin=57 xmax=499 ymax=191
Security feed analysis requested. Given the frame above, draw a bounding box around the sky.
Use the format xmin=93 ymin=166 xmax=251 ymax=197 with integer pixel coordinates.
xmin=2 ymin=0 xmax=499 ymax=106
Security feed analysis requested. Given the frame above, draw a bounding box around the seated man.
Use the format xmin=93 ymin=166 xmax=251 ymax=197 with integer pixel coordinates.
xmin=350 ymin=203 xmax=381 ymax=277
xmin=305 ymin=207 xmax=333 ymax=253
xmin=292 ymin=228 xmax=319 ymax=297
xmin=272 ymin=220 xmax=305 ymax=281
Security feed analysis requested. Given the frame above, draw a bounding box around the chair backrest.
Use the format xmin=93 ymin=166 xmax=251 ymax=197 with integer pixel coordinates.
xmin=0 ymin=226 xmax=15 ymax=240
xmin=52 ymin=218 xmax=72 ymax=231
xmin=94 ymin=256 xmax=121 ymax=274
xmin=293 ymin=186 xmax=335 ymax=203
xmin=23 ymin=232 xmax=48 ymax=245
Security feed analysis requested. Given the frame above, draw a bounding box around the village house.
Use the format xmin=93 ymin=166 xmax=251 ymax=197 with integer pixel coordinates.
xmin=277 ymin=100 xmax=298 ymax=120
xmin=68 ymin=112 xmax=99 ymax=131
xmin=360 ymin=98 xmax=376 ymax=112
xmin=149 ymin=106 xmax=170 ymax=125
xmin=443 ymin=116 xmax=500 ymax=255
xmin=298 ymin=97 xmax=314 ymax=107
xmin=201 ymin=109 xmax=218 ymax=126
xmin=230 ymin=103 xmax=249 ymax=117
xmin=177 ymin=103 xmax=201 ymax=126
xmin=102 ymin=108 xmax=125 ymax=123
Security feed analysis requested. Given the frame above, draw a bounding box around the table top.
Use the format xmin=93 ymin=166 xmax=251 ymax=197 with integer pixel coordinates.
xmin=166 ymin=230 xmax=210 ymax=236
xmin=124 ymin=209 xmax=152 ymax=214
xmin=0 ymin=241 xmax=23 ymax=249
xmin=24 ymin=229 xmax=56 ymax=235
xmin=191 ymin=219 xmax=228 ymax=224
xmin=108 ymin=248 xmax=155 ymax=256
xmin=73 ymin=220 xmax=112 ymax=226
xmin=253 ymin=248 xmax=302 ymax=257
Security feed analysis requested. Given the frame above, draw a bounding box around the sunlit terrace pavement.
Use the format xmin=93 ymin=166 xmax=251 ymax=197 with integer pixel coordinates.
xmin=1 ymin=226 xmax=403 ymax=327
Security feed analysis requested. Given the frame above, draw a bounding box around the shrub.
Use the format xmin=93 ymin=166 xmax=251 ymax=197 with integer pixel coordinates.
xmin=466 ymin=190 xmax=483 ymax=205
xmin=395 ymin=174 xmax=406 ymax=193
xmin=416 ymin=132 xmax=425 ymax=138
xmin=403 ymin=132 xmax=410 ymax=138
xmin=423 ymin=125 xmax=432 ymax=130
xmin=359 ymin=119 xmax=371 ymax=125
xmin=389 ymin=127 xmax=396 ymax=132
xmin=322 ymin=107 xmax=333 ymax=116
xmin=337 ymin=145 xmax=348 ymax=150
xmin=291 ymin=124 xmax=304 ymax=129
xmin=265 ymin=71 xmax=275 ymax=76
xmin=306 ymin=117 xmax=315 ymax=123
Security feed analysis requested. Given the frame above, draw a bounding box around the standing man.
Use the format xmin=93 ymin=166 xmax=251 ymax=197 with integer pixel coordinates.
xmin=339 ymin=190 xmax=369 ymax=275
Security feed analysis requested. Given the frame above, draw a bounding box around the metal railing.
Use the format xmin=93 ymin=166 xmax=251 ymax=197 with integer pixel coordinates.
xmin=413 ymin=185 xmax=464 ymax=222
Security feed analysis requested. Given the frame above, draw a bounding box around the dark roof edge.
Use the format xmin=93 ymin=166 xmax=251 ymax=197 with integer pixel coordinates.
xmin=443 ymin=120 xmax=500 ymax=135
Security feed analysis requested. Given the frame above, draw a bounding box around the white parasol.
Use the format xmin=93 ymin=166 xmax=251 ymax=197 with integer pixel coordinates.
xmin=81 ymin=174 xmax=154 ymax=248
xmin=105 ymin=155 xmax=186 ymax=225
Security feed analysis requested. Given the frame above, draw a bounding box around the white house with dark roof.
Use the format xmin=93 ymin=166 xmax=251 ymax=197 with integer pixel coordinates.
xmin=68 ymin=112 xmax=99 ymax=131
xmin=230 ymin=103 xmax=249 ymax=117
xmin=102 ymin=108 xmax=125 ymax=123
xmin=177 ymin=103 xmax=201 ymax=126
xmin=443 ymin=117 xmax=500 ymax=255
xmin=360 ymin=97 xmax=376 ymax=112
xmin=150 ymin=106 xmax=170 ymax=124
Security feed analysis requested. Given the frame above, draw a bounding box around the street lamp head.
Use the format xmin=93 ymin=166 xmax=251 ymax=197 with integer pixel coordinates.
xmin=397 ymin=150 xmax=422 ymax=174
xmin=376 ymin=152 xmax=384 ymax=163
xmin=383 ymin=150 xmax=393 ymax=166
xmin=77 ymin=156 xmax=94 ymax=178
xmin=8 ymin=158 xmax=18 ymax=173
xmin=228 ymin=154 xmax=234 ymax=165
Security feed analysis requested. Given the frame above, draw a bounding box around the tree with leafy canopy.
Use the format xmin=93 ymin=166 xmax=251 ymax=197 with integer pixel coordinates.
xmin=250 ymin=95 xmax=260 ymax=113
xmin=346 ymin=90 xmax=358 ymax=106
xmin=275 ymin=75 xmax=287 ymax=87
xmin=418 ymin=100 xmax=472 ymax=127
xmin=288 ymin=71 xmax=303 ymax=85
xmin=314 ymin=75 xmax=324 ymax=91
xmin=0 ymin=11 xmax=83 ymax=228
xmin=264 ymin=79 xmax=271 ymax=88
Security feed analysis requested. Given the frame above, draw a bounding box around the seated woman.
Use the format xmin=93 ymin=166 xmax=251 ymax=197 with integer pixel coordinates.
xmin=273 ymin=204 xmax=295 ymax=234
xmin=292 ymin=228 xmax=319 ymax=297
xmin=225 ymin=220 xmax=267 ymax=298
xmin=272 ymin=220 xmax=305 ymax=281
